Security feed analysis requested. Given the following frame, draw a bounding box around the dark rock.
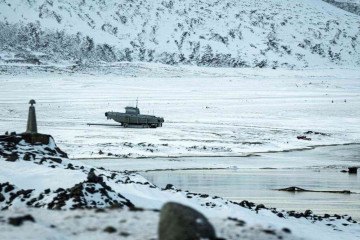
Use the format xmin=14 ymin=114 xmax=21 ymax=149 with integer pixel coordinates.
xmin=297 ymin=135 xmax=311 ymax=141
xmin=263 ymin=229 xmax=276 ymax=235
xmin=164 ymin=184 xmax=174 ymax=190
xmin=18 ymin=189 xmax=32 ymax=198
xmin=87 ymin=170 xmax=103 ymax=183
xmin=228 ymin=217 xmax=246 ymax=227
xmin=0 ymin=193 xmax=5 ymax=202
xmin=4 ymin=184 xmax=14 ymax=193
xmin=67 ymin=163 xmax=75 ymax=170
xmin=48 ymin=157 xmax=62 ymax=164
xmin=39 ymin=157 xmax=47 ymax=164
xmin=55 ymin=147 xmax=68 ymax=158
xmin=26 ymin=198 xmax=37 ymax=206
xmin=103 ymin=226 xmax=117 ymax=233
xmin=44 ymin=147 xmax=57 ymax=155
xmin=239 ymin=200 xmax=256 ymax=209
xmin=6 ymin=152 xmax=18 ymax=162
xmin=44 ymin=189 xmax=51 ymax=194
xmin=303 ymin=131 xmax=329 ymax=136
xmin=120 ymin=232 xmax=130 ymax=237
xmin=348 ymin=167 xmax=358 ymax=174
xmin=21 ymin=133 xmax=51 ymax=145
xmin=282 ymin=228 xmax=291 ymax=233
xmin=55 ymin=188 xmax=65 ymax=193
xmin=277 ymin=212 xmax=284 ymax=218
xmin=8 ymin=215 xmax=35 ymax=226
xmin=158 ymin=202 xmax=216 ymax=240
xmin=199 ymin=194 xmax=209 ymax=198
xmin=85 ymin=186 xmax=96 ymax=194
xmin=23 ymin=153 xmax=32 ymax=161
xmin=255 ymin=204 xmax=265 ymax=211
xmin=95 ymin=209 xmax=106 ymax=213
xmin=304 ymin=209 xmax=313 ymax=217
xmin=8 ymin=188 xmax=33 ymax=202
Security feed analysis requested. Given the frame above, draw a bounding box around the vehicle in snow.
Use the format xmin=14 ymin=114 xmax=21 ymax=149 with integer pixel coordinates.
xmin=105 ymin=102 xmax=164 ymax=128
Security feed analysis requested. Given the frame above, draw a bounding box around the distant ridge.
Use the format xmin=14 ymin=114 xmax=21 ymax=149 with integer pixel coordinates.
xmin=0 ymin=0 xmax=359 ymax=68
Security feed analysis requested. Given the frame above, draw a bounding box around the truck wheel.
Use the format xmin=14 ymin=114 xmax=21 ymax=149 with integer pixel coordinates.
xmin=123 ymin=123 xmax=128 ymax=128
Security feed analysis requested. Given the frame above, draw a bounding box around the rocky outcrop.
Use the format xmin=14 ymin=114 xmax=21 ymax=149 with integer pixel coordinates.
xmin=0 ymin=133 xmax=68 ymax=165
xmin=0 ymin=133 xmax=141 ymax=210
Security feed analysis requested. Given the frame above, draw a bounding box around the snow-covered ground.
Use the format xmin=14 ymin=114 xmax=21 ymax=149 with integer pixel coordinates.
xmin=0 ymin=64 xmax=360 ymax=239
xmin=0 ymin=131 xmax=359 ymax=240
xmin=0 ymin=64 xmax=359 ymax=159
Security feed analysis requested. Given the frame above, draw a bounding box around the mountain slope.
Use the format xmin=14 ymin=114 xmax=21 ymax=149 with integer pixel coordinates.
xmin=0 ymin=0 xmax=359 ymax=68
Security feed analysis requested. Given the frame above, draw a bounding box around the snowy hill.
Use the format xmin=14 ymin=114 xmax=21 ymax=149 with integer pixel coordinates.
xmin=0 ymin=0 xmax=359 ymax=68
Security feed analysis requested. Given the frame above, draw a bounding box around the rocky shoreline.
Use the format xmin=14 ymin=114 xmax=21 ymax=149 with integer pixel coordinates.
xmin=1 ymin=133 xmax=359 ymax=239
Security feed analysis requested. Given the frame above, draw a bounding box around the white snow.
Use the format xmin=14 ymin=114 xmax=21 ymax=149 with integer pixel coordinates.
xmin=0 ymin=160 xmax=84 ymax=193
xmin=1 ymin=65 xmax=359 ymax=159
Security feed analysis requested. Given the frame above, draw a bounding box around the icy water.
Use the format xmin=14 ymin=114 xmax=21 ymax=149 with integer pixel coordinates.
xmin=83 ymin=144 xmax=360 ymax=220
xmin=143 ymin=168 xmax=360 ymax=220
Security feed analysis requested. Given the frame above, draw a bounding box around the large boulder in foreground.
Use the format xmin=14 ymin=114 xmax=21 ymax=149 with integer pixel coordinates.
xmin=158 ymin=202 xmax=216 ymax=240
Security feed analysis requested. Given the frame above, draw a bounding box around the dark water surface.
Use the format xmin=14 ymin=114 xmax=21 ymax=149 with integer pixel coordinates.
xmin=142 ymin=144 xmax=360 ymax=220
xmin=144 ymin=168 xmax=360 ymax=220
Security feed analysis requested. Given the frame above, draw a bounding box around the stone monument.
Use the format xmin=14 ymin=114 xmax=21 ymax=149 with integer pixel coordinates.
xmin=26 ymin=99 xmax=37 ymax=134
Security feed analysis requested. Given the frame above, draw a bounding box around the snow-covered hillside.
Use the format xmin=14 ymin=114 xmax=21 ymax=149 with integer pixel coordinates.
xmin=0 ymin=0 xmax=359 ymax=68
